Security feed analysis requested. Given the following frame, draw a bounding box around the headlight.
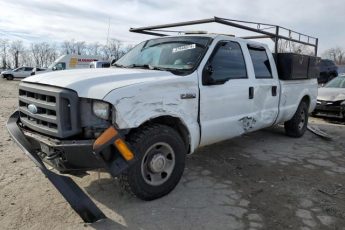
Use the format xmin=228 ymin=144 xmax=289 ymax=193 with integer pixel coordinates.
xmin=92 ymin=100 xmax=110 ymax=120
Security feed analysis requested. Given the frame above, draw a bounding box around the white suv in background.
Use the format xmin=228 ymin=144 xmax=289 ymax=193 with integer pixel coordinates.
xmin=1 ymin=67 xmax=34 ymax=80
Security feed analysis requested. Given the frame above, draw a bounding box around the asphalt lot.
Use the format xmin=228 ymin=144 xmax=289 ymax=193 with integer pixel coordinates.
xmin=0 ymin=79 xmax=345 ymax=230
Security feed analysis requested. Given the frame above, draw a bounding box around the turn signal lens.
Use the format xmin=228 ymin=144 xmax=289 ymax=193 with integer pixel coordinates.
xmin=93 ymin=126 xmax=118 ymax=150
xmin=114 ymin=139 xmax=134 ymax=161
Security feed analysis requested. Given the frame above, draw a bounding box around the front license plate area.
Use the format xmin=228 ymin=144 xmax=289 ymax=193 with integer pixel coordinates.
xmin=40 ymin=143 xmax=50 ymax=154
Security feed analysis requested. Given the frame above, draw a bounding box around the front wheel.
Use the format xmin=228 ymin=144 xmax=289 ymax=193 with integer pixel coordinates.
xmin=6 ymin=74 xmax=14 ymax=80
xmin=119 ymin=124 xmax=186 ymax=200
xmin=284 ymin=101 xmax=308 ymax=138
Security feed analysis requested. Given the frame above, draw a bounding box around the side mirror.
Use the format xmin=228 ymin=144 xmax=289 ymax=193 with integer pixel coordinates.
xmin=202 ymin=64 xmax=214 ymax=85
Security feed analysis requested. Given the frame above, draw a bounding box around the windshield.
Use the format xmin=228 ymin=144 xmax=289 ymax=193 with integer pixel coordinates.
xmin=114 ymin=36 xmax=212 ymax=74
xmin=325 ymin=76 xmax=345 ymax=88
xmin=48 ymin=61 xmax=58 ymax=69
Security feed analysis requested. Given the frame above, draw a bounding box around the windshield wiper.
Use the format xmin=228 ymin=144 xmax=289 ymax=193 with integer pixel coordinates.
xmin=113 ymin=63 xmax=126 ymax=68
xmin=122 ymin=64 xmax=188 ymax=75
xmin=127 ymin=64 xmax=153 ymax=69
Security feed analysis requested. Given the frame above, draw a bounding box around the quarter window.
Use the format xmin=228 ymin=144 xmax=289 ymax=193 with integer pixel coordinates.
xmin=248 ymin=46 xmax=272 ymax=79
xmin=206 ymin=41 xmax=247 ymax=84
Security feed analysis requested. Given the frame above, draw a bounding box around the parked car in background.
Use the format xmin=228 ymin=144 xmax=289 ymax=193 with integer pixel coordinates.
xmin=89 ymin=61 xmax=111 ymax=68
xmin=1 ymin=67 xmax=34 ymax=80
xmin=318 ymin=59 xmax=338 ymax=84
xmin=313 ymin=74 xmax=345 ymax=119
xmin=31 ymin=67 xmax=47 ymax=76
xmin=337 ymin=65 xmax=345 ymax=75
xmin=32 ymin=54 xmax=101 ymax=75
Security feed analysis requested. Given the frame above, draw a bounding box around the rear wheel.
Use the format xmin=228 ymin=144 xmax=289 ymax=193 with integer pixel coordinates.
xmin=119 ymin=124 xmax=186 ymax=200
xmin=284 ymin=101 xmax=308 ymax=137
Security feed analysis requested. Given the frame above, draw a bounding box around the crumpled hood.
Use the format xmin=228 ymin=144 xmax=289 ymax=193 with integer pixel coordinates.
xmin=318 ymin=87 xmax=345 ymax=101
xmin=23 ymin=68 xmax=178 ymax=99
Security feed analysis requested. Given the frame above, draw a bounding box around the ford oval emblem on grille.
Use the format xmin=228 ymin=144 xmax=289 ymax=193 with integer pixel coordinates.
xmin=28 ymin=104 xmax=38 ymax=114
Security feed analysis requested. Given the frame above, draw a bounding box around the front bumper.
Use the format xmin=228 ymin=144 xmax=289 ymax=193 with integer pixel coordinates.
xmin=314 ymin=103 xmax=345 ymax=119
xmin=7 ymin=111 xmax=136 ymax=223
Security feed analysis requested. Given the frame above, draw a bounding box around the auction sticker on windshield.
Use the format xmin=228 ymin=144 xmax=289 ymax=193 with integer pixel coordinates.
xmin=172 ymin=44 xmax=196 ymax=53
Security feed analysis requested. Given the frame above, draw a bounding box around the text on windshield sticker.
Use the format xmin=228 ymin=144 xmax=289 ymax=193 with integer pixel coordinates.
xmin=172 ymin=44 xmax=196 ymax=53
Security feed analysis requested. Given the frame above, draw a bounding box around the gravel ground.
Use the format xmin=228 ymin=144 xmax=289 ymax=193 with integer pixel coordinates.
xmin=1 ymin=78 xmax=345 ymax=230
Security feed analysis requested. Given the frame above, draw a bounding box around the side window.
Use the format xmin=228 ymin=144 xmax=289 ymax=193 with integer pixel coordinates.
xmin=204 ymin=41 xmax=247 ymax=84
xmin=248 ymin=46 xmax=272 ymax=79
xmin=102 ymin=63 xmax=110 ymax=68
xmin=24 ymin=67 xmax=33 ymax=71
xmin=55 ymin=62 xmax=66 ymax=70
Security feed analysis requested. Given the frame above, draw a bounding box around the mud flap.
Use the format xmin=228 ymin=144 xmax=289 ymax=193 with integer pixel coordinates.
xmin=6 ymin=111 xmax=106 ymax=223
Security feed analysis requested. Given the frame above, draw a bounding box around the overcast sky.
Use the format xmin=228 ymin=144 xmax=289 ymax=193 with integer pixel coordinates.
xmin=0 ymin=0 xmax=344 ymax=54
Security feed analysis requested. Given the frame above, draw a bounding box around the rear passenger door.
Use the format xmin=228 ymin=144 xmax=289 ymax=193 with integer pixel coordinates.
xmin=247 ymin=44 xmax=280 ymax=130
xmin=199 ymin=41 xmax=254 ymax=146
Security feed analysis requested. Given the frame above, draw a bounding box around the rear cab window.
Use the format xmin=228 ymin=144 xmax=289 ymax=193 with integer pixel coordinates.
xmin=248 ymin=45 xmax=272 ymax=79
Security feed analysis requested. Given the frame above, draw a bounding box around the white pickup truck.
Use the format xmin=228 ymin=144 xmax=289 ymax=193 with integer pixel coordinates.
xmin=7 ymin=18 xmax=319 ymax=222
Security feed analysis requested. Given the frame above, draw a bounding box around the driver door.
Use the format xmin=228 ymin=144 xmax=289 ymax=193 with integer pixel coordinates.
xmin=199 ymin=41 xmax=254 ymax=146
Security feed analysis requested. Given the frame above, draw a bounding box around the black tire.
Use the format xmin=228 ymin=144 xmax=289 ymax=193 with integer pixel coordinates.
xmin=6 ymin=74 xmax=14 ymax=80
xmin=284 ymin=101 xmax=309 ymax=138
xmin=119 ymin=124 xmax=186 ymax=201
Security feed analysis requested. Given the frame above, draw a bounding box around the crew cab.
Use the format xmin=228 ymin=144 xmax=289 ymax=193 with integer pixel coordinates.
xmin=7 ymin=17 xmax=319 ymax=223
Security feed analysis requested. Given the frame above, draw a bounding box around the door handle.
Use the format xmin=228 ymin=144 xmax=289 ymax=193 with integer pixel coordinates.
xmin=272 ymin=86 xmax=277 ymax=96
xmin=249 ymin=87 xmax=254 ymax=99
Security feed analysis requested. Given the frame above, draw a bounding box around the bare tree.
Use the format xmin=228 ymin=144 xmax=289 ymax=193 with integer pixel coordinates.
xmin=61 ymin=39 xmax=76 ymax=54
xmin=0 ymin=39 xmax=10 ymax=69
xmin=75 ymin=41 xmax=86 ymax=55
xmin=322 ymin=47 xmax=345 ymax=65
xmin=20 ymin=50 xmax=35 ymax=67
xmin=31 ymin=42 xmax=59 ymax=67
xmin=1 ymin=38 xmax=133 ymax=68
xmin=87 ymin=42 xmax=101 ymax=56
xmin=278 ymin=40 xmax=314 ymax=55
xmin=102 ymin=39 xmax=123 ymax=60
xmin=9 ymin=40 xmax=24 ymax=68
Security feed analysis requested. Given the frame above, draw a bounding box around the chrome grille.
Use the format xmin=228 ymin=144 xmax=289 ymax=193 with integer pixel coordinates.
xmin=18 ymin=83 xmax=80 ymax=138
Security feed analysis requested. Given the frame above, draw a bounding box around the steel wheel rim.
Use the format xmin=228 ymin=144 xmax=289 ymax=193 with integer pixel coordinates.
xmin=141 ymin=142 xmax=175 ymax=186
xmin=298 ymin=110 xmax=306 ymax=130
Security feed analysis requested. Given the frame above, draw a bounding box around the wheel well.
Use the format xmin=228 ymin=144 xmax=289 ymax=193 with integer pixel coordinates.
xmin=132 ymin=116 xmax=190 ymax=153
xmin=301 ymin=95 xmax=310 ymax=109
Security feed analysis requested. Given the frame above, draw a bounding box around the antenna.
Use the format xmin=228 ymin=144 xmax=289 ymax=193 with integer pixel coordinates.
xmin=106 ymin=17 xmax=111 ymax=46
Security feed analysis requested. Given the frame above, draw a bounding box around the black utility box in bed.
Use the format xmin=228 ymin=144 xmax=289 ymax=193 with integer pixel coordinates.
xmin=307 ymin=56 xmax=321 ymax=79
xmin=274 ymin=53 xmax=320 ymax=80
